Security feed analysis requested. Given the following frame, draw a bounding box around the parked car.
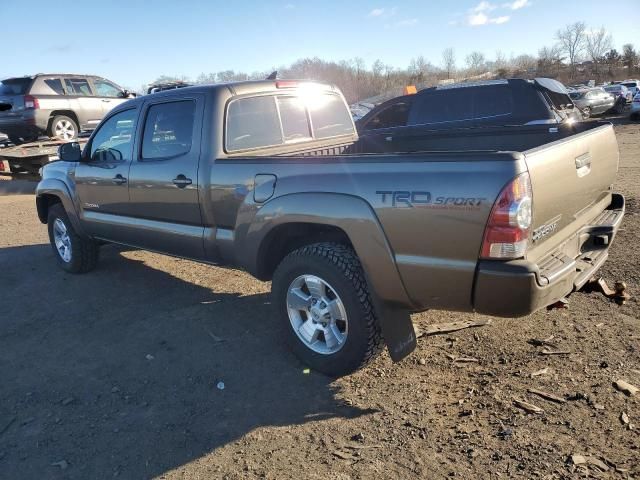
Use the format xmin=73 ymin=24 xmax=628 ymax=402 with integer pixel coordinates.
xmin=35 ymin=80 xmax=624 ymax=376
xmin=357 ymin=78 xmax=579 ymax=135
xmin=569 ymin=88 xmax=616 ymax=118
xmin=0 ymin=74 xmax=132 ymax=144
xmin=620 ymin=80 xmax=640 ymax=97
xmin=603 ymin=84 xmax=632 ymax=113
xmin=630 ymin=92 xmax=640 ymax=120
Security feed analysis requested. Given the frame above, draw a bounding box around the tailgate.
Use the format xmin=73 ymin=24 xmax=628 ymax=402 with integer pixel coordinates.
xmin=524 ymin=123 xmax=619 ymax=262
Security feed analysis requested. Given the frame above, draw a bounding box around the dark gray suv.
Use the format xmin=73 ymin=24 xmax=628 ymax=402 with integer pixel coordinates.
xmin=0 ymin=74 xmax=131 ymax=143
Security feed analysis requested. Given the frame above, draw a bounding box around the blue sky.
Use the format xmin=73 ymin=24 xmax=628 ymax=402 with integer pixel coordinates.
xmin=2 ymin=0 xmax=639 ymax=89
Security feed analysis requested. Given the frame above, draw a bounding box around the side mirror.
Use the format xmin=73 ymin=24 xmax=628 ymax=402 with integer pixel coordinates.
xmin=58 ymin=142 xmax=82 ymax=162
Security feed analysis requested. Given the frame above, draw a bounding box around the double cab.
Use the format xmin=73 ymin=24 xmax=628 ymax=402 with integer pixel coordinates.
xmin=36 ymin=80 xmax=624 ymax=376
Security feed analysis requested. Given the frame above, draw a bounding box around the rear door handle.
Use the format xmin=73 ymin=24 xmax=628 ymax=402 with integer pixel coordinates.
xmin=101 ymin=99 xmax=111 ymax=103
xmin=112 ymin=174 xmax=127 ymax=185
xmin=172 ymin=174 xmax=192 ymax=188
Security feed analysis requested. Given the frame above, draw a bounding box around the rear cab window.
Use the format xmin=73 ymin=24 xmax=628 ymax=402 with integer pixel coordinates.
xmin=225 ymin=90 xmax=354 ymax=152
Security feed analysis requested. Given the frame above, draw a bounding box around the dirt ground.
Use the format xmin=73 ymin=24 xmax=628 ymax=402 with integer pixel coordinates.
xmin=0 ymin=119 xmax=639 ymax=480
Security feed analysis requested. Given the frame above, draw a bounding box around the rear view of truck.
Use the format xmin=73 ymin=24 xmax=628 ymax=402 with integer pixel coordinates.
xmin=473 ymin=123 xmax=624 ymax=316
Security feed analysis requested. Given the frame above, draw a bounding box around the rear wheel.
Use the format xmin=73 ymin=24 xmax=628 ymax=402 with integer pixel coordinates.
xmin=47 ymin=203 xmax=99 ymax=273
xmin=272 ymin=242 xmax=383 ymax=377
xmin=48 ymin=115 xmax=78 ymax=141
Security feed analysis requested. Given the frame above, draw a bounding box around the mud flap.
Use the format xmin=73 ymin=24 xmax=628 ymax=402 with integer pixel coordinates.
xmin=374 ymin=299 xmax=416 ymax=362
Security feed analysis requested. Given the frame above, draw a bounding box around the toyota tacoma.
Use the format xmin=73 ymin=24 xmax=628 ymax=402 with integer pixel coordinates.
xmin=35 ymin=80 xmax=624 ymax=376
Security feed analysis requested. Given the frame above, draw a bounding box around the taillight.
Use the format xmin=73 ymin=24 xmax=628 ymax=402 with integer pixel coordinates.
xmin=480 ymin=172 xmax=533 ymax=259
xmin=24 ymin=95 xmax=39 ymax=109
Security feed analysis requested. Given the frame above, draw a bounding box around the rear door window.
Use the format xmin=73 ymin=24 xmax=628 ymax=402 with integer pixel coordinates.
xmin=141 ymin=100 xmax=196 ymax=160
xmin=64 ymin=78 xmax=92 ymax=96
xmin=308 ymin=93 xmax=354 ymax=138
xmin=278 ymin=96 xmax=311 ymax=142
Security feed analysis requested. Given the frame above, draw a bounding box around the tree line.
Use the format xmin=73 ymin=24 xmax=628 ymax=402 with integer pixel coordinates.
xmin=149 ymin=21 xmax=638 ymax=104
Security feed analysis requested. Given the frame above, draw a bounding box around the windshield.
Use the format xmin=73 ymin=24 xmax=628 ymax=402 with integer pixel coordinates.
xmin=0 ymin=78 xmax=32 ymax=95
xmin=604 ymin=86 xmax=620 ymax=92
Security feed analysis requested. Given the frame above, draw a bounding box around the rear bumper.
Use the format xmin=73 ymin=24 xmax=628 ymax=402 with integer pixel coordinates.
xmin=0 ymin=111 xmax=49 ymax=135
xmin=473 ymin=193 xmax=625 ymax=317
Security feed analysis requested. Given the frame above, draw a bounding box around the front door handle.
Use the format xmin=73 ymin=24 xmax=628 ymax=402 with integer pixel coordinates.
xmin=112 ymin=174 xmax=127 ymax=185
xmin=172 ymin=174 xmax=192 ymax=188
xmin=101 ymin=99 xmax=111 ymax=103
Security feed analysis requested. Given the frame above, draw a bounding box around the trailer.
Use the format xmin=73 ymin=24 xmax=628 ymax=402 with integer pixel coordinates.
xmin=0 ymin=138 xmax=88 ymax=176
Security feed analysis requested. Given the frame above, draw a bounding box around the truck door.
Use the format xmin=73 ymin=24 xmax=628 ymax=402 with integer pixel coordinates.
xmin=74 ymin=107 xmax=138 ymax=241
xmin=126 ymin=94 xmax=205 ymax=259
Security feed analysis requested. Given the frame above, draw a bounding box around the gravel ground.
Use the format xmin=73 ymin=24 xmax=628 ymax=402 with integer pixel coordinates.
xmin=0 ymin=120 xmax=638 ymax=479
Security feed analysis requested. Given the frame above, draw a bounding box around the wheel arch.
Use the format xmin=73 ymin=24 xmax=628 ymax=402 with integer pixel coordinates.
xmin=242 ymin=192 xmax=412 ymax=308
xmin=35 ymin=178 xmax=85 ymax=236
xmin=47 ymin=111 xmax=80 ymax=135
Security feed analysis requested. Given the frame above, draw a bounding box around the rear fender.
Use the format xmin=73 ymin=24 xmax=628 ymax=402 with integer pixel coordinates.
xmin=241 ymin=192 xmax=417 ymax=361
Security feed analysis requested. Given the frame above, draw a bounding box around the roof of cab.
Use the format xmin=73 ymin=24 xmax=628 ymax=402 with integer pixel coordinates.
xmin=144 ymin=80 xmax=338 ymax=99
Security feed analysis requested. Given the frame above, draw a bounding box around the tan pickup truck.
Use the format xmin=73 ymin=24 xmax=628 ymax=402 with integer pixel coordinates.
xmin=35 ymin=80 xmax=624 ymax=376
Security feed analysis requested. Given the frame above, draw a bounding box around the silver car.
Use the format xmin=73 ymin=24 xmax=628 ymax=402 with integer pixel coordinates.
xmin=0 ymin=74 xmax=131 ymax=144
xmin=569 ymin=88 xmax=616 ymax=118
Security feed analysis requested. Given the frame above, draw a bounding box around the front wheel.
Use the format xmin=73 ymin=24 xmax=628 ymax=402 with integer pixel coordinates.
xmin=47 ymin=203 xmax=99 ymax=273
xmin=581 ymin=106 xmax=591 ymax=119
xmin=272 ymin=243 xmax=383 ymax=377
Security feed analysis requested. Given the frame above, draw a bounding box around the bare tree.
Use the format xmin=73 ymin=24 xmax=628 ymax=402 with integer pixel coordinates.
xmin=586 ymin=27 xmax=613 ymax=74
xmin=622 ymin=44 xmax=638 ymax=73
xmin=556 ymin=21 xmax=587 ymax=78
xmin=442 ymin=48 xmax=456 ymax=80
xmin=538 ymin=45 xmax=563 ymax=76
xmin=465 ymin=51 xmax=486 ymax=76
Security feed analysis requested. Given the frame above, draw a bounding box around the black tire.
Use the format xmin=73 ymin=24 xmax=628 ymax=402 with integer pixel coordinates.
xmin=48 ymin=115 xmax=78 ymax=141
xmin=615 ymin=101 xmax=626 ymax=114
xmin=47 ymin=203 xmax=99 ymax=273
xmin=272 ymin=242 xmax=383 ymax=377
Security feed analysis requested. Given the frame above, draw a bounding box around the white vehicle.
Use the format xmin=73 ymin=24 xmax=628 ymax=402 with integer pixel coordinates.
xmin=621 ymin=80 xmax=640 ymax=97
